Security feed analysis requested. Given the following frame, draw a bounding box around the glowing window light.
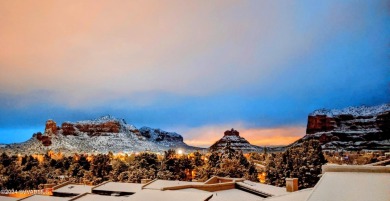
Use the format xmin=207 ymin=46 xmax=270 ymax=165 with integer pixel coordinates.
xmin=177 ymin=149 xmax=183 ymax=155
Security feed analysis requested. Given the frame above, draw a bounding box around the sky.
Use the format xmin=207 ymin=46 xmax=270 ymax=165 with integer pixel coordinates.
xmin=0 ymin=0 xmax=389 ymax=147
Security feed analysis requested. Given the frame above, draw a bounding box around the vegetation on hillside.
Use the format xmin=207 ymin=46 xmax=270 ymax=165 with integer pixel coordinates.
xmin=0 ymin=142 xmax=258 ymax=190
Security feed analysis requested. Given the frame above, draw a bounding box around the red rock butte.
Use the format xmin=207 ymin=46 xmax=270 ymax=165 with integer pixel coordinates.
xmin=224 ymin=128 xmax=240 ymax=137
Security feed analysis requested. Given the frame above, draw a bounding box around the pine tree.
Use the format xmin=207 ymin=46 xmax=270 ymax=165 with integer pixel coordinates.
xmin=265 ymin=140 xmax=327 ymax=188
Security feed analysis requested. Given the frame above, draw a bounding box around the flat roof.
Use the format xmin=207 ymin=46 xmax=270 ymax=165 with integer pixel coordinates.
xmin=306 ymin=172 xmax=390 ymax=201
xmin=143 ymin=180 xmax=203 ymax=190
xmin=237 ymin=180 xmax=288 ymax=197
xmin=322 ymin=164 xmax=390 ymax=173
xmin=93 ymin=182 xmax=143 ymax=193
xmin=174 ymin=187 xmax=265 ymax=201
xmin=126 ymin=189 xmax=212 ymax=201
xmin=70 ymin=193 xmax=130 ymax=201
xmin=209 ymin=189 xmax=265 ymax=201
xmin=0 ymin=196 xmax=19 ymax=201
xmin=53 ymin=184 xmax=92 ymax=195
xmin=262 ymin=189 xmax=312 ymax=201
xmin=19 ymin=195 xmax=70 ymax=201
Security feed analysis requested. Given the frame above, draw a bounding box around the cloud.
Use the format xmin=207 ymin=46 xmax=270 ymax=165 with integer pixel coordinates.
xmin=0 ymin=1 xmax=389 ymax=144
xmin=1 ymin=1 xmax=387 ymax=108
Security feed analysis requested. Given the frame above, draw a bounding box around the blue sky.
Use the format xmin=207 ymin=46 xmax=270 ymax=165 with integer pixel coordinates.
xmin=0 ymin=1 xmax=389 ymax=146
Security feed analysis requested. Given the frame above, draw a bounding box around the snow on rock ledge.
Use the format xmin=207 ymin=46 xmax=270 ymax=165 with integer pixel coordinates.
xmin=303 ymin=104 xmax=390 ymax=150
xmin=1 ymin=115 xmax=200 ymax=155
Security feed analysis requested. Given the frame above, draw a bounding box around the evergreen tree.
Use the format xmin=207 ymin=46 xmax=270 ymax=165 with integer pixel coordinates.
xmin=0 ymin=152 xmax=11 ymax=167
xmin=91 ymin=154 xmax=112 ymax=180
xmin=195 ymin=143 xmax=258 ymax=182
xmin=265 ymin=140 xmax=327 ymax=188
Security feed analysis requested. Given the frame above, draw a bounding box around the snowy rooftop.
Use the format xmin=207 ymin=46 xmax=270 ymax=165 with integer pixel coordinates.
xmin=303 ymin=164 xmax=390 ymax=201
xmin=143 ymin=180 xmax=203 ymax=190
xmin=306 ymin=171 xmax=390 ymax=201
xmin=237 ymin=180 xmax=289 ymax=197
xmin=53 ymin=184 xmax=92 ymax=195
xmin=262 ymin=189 xmax=312 ymax=201
xmin=92 ymin=182 xmax=143 ymax=193
xmin=310 ymin=103 xmax=390 ymax=117
xmin=126 ymin=189 xmax=212 ymax=201
xmin=0 ymin=196 xmax=19 ymax=201
xmin=174 ymin=187 xmax=265 ymax=201
xmin=69 ymin=193 xmax=130 ymax=201
xmin=19 ymin=195 xmax=69 ymax=201
xmin=209 ymin=189 xmax=265 ymax=201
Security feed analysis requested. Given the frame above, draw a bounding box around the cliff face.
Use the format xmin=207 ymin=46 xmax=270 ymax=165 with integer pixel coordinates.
xmin=209 ymin=128 xmax=262 ymax=152
xmin=60 ymin=121 xmax=121 ymax=136
xmin=306 ymin=115 xmax=336 ymax=134
xmin=302 ymin=104 xmax=390 ymax=150
xmin=377 ymin=111 xmax=390 ymax=133
xmin=139 ymin=127 xmax=183 ymax=143
xmin=45 ymin=120 xmax=57 ymax=135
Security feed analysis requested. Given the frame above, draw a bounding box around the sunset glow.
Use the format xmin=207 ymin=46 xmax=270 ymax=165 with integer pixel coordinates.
xmin=183 ymin=126 xmax=306 ymax=147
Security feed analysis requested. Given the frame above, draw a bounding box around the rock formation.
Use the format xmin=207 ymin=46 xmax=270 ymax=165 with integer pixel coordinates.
xmin=299 ymin=104 xmax=390 ymax=150
xmin=45 ymin=120 xmax=57 ymax=135
xmin=61 ymin=121 xmax=121 ymax=136
xmin=3 ymin=115 xmax=200 ymax=154
xmin=139 ymin=127 xmax=183 ymax=142
xmin=209 ymin=128 xmax=262 ymax=152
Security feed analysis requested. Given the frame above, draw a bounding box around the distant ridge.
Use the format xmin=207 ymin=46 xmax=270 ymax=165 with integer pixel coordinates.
xmin=0 ymin=115 xmax=202 ymax=155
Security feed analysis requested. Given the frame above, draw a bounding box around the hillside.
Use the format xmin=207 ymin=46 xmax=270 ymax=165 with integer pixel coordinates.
xmin=0 ymin=115 xmax=201 ymax=155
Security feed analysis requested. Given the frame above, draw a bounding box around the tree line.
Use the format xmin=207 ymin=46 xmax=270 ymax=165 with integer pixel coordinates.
xmin=0 ymin=140 xmax=327 ymax=190
xmin=0 ymin=143 xmax=258 ymax=190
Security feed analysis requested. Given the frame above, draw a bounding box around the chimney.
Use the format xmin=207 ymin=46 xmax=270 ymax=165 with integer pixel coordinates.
xmin=141 ymin=179 xmax=152 ymax=184
xmin=43 ymin=184 xmax=55 ymax=195
xmin=286 ymin=178 xmax=298 ymax=192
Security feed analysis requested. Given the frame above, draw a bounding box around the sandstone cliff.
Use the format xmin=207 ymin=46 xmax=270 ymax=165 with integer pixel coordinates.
xmin=301 ymin=104 xmax=390 ymax=150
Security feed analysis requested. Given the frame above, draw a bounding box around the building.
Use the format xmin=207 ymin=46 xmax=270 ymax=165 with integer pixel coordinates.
xmin=2 ymin=164 xmax=389 ymax=201
xmin=0 ymin=196 xmax=19 ymax=201
xmin=305 ymin=165 xmax=390 ymax=201
xmin=69 ymin=193 xmax=131 ymax=201
xmin=52 ymin=182 xmax=93 ymax=197
xmin=91 ymin=182 xmax=143 ymax=196
xmin=17 ymin=195 xmax=69 ymax=201
xmin=125 ymin=189 xmax=213 ymax=201
xmin=262 ymin=164 xmax=390 ymax=201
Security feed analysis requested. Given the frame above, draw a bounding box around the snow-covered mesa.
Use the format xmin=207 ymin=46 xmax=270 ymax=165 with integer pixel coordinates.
xmin=0 ymin=115 xmax=201 ymax=155
xmin=310 ymin=104 xmax=390 ymax=117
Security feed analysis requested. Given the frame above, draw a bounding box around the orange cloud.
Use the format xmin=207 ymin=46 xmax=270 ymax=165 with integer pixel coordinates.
xmin=0 ymin=1 xmax=331 ymax=107
xmin=182 ymin=124 xmax=305 ymax=148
